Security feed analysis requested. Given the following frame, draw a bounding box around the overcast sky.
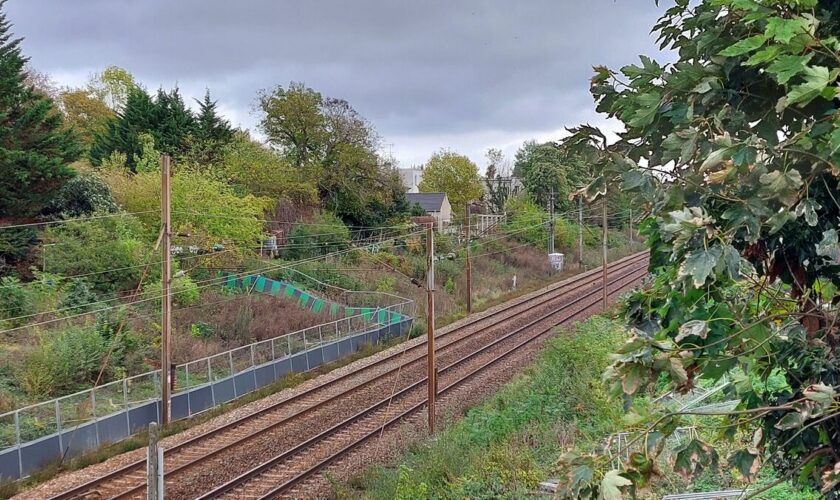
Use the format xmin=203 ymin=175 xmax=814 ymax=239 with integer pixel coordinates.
xmin=7 ymin=0 xmax=665 ymax=171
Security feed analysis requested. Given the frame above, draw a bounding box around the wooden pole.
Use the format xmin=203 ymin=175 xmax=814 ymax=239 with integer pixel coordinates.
xmin=465 ymin=203 xmax=472 ymax=315
xmin=147 ymin=422 xmax=163 ymax=500
xmin=602 ymin=201 xmax=609 ymax=309
xmin=426 ymin=223 xmax=436 ymax=433
xmin=160 ymin=155 xmax=172 ymax=426
xmin=578 ymin=196 xmax=584 ymax=269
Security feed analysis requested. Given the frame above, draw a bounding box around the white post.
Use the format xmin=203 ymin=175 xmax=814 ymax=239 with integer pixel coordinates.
xmin=147 ymin=422 xmax=163 ymax=500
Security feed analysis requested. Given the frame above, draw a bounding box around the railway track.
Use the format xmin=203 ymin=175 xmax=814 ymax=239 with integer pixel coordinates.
xmin=46 ymin=252 xmax=648 ymax=500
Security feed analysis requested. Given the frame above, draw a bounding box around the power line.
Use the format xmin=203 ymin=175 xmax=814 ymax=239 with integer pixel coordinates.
xmin=0 ymin=211 xmax=159 ymax=230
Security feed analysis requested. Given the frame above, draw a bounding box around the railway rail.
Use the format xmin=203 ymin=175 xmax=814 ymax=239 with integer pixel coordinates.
xmin=45 ymin=252 xmax=648 ymax=500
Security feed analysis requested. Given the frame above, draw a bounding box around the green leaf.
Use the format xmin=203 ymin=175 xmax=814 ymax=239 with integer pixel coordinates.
xmin=681 ymin=247 xmax=722 ymax=288
xmin=672 ymin=439 xmax=719 ymax=480
xmin=775 ymin=411 xmax=805 ymax=430
xmin=719 ymin=35 xmax=767 ymax=57
xmin=728 ymin=449 xmax=760 ymax=482
xmin=720 ymin=245 xmax=742 ymax=279
xmin=786 ymin=65 xmax=832 ymax=106
xmin=600 ymin=470 xmax=631 ymax=500
xmin=767 ymin=210 xmax=795 ymax=234
xmin=804 ymin=383 xmax=836 ymax=408
xmin=627 ymin=92 xmax=661 ymax=127
xmin=830 ymin=127 xmax=840 ymax=156
xmin=700 ymin=147 xmax=731 ymax=171
xmin=766 ymin=54 xmax=813 ymax=84
xmin=745 ymin=45 xmax=781 ymax=66
xmin=759 ymin=169 xmax=803 ymax=206
xmin=764 ymin=17 xmax=808 ymax=43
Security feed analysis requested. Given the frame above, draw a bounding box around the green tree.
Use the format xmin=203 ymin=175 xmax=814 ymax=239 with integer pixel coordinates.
xmin=484 ymin=148 xmax=511 ymax=214
xmin=151 ymin=86 xmax=196 ymax=156
xmin=282 ymin=212 xmax=350 ymax=259
xmin=556 ymin=0 xmax=840 ymax=495
xmin=87 ymin=65 xmax=137 ymax=111
xmin=257 ymin=82 xmax=409 ymax=226
xmin=188 ymin=88 xmax=234 ymax=164
xmin=418 ymin=150 xmax=483 ymax=214
xmin=89 ymin=86 xmax=155 ymax=170
xmin=0 ymin=0 xmax=80 ymax=219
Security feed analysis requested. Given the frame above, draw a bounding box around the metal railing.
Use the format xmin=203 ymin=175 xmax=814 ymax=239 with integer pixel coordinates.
xmin=0 ymin=298 xmax=414 ymax=456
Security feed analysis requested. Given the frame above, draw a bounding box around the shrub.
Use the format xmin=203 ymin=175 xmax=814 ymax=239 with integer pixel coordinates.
xmin=43 ymin=214 xmax=149 ymax=293
xmin=0 ymin=277 xmax=33 ymax=327
xmin=18 ymin=326 xmax=117 ymax=396
xmin=0 ymin=227 xmax=37 ymax=269
xmin=60 ymin=279 xmax=98 ymax=313
xmin=104 ymin=170 xmax=271 ymax=246
xmin=282 ymin=212 xmax=351 ymax=260
xmin=503 ymin=194 xmax=548 ymax=249
xmin=41 ymin=173 xmax=118 ymax=218
xmin=142 ymin=274 xmax=200 ymax=307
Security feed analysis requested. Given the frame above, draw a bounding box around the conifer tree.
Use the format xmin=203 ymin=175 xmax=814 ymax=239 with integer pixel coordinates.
xmin=0 ymin=0 xmax=79 ymax=218
xmin=89 ymin=86 xmax=155 ymax=170
xmin=151 ymin=87 xmax=195 ymax=156
xmin=195 ymin=89 xmax=233 ymax=144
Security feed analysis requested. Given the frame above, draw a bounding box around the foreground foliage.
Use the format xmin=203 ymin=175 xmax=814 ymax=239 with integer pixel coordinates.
xmin=560 ymin=0 xmax=840 ymax=496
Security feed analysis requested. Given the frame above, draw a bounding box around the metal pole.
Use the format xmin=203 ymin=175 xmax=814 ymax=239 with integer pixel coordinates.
xmin=465 ymin=203 xmax=472 ymax=315
xmin=602 ymin=201 xmax=609 ymax=309
xmin=426 ymin=222 xmax=436 ymax=434
xmin=548 ymin=190 xmax=555 ymax=255
xmin=160 ymin=155 xmax=172 ymax=426
xmin=147 ymin=422 xmax=163 ymax=500
xmin=578 ymin=196 xmax=584 ymax=269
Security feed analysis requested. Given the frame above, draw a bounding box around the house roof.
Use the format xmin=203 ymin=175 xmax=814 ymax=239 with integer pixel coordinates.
xmin=406 ymin=192 xmax=447 ymax=212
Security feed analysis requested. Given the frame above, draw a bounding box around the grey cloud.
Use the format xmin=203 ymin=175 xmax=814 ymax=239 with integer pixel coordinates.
xmin=7 ymin=0 xmax=665 ymax=161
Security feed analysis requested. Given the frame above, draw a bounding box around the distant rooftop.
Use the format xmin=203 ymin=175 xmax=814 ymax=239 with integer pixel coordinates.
xmin=406 ymin=192 xmax=447 ymax=212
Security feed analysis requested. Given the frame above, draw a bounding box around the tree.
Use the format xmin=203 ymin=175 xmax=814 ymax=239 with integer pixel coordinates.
xmin=418 ymin=150 xmax=483 ymax=214
xmin=60 ymin=88 xmax=115 ymax=149
xmin=484 ymin=148 xmax=511 ymax=213
xmin=188 ymin=89 xmax=234 ymax=164
xmin=89 ymin=86 xmax=199 ymax=170
xmin=0 ymin=0 xmax=80 ymax=220
xmin=257 ymin=82 xmax=409 ymax=226
xmin=514 ymin=140 xmax=581 ymax=209
xmin=258 ymin=82 xmax=325 ymax=168
xmin=556 ymin=0 xmax=840 ymax=496
xmin=87 ymin=65 xmax=137 ymax=111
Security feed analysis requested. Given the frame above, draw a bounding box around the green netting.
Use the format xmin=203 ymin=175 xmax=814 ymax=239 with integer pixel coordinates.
xmin=284 ymin=284 xmax=295 ymax=297
xmin=377 ymin=309 xmax=387 ymax=323
xmin=312 ymin=299 xmax=324 ymax=313
xmin=329 ymin=303 xmax=340 ymax=317
xmin=299 ymin=292 xmax=311 ymax=307
xmin=269 ymin=281 xmax=282 ymax=296
xmin=255 ymin=276 xmax=267 ymax=293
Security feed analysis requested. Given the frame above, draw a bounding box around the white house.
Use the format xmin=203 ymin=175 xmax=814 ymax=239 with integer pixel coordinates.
xmin=406 ymin=192 xmax=452 ymax=230
xmin=397 ymin=167 xmax=424 ymax=193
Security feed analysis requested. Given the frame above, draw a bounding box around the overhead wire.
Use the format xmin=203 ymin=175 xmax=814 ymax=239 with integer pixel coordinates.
xmin=0 ymin=211 xmax=159 ymax=230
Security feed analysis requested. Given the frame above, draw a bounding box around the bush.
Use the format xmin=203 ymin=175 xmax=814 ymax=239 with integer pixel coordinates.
xmin=282 ymin=212 xmax=351 ymax=260
xmin=0 ymin=227 xmax=37 ymax=269
xmin=60 ymin=279 xmax=98 ymax=313
xmin=41 ymin=173 xmax=118 ymax=218
xmin=18 ymin=326 xmax=117 ymax=396
xmin=0 ymin=277 xmax=33 ymax=327
xmin=142 ymin=274 xmax=200 ymax=307
xmin=503 ymin=194 xmax=548 ymax=249
xmin=43 ymin=214 xmax=149 ymax=293
xmin=104 ymin=170 xmax=271 ymax=246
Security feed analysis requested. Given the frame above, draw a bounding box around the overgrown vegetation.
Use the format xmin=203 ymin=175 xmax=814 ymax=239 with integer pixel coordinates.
xmin=346 ymin=316 xmax=626 ymax=498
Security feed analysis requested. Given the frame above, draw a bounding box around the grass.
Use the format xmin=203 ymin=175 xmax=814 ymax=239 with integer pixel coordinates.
xmin=343 ymin=315 xmax=628 ymax=499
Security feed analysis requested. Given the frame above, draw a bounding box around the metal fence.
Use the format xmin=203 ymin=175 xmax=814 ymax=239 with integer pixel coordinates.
xmin=0 ymin=298 xmax=414 ymax=480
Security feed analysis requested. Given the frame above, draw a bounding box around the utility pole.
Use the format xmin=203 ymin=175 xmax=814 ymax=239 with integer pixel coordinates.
xmin=425 ymin=222 xmax=436 ymax=433
xmin=548 ymin=190 xmax=555 ymax=255
xmin=602 ymin=201 xmax=609 ymax=310
xmin=465 ymin=203 xmax=472 ymax=315
xmin=160 ymin=155 xmax=172 ymax=426
xmin=147 ymin=422 xmax=163 ymax=500
xmin=578 ymin=196 xmax=584 ymax=269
